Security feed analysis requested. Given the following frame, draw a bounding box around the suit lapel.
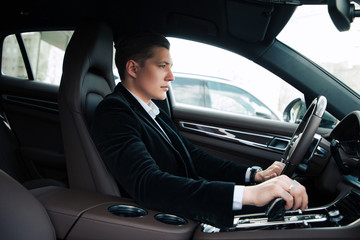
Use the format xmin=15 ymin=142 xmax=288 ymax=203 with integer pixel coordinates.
xmin=134 ymin=108 xmax=173 ymax=145
xmin=116 ymin=84 xmax=181 ymax=151
xmin=115 ymin=83 xmax=198 ymax=179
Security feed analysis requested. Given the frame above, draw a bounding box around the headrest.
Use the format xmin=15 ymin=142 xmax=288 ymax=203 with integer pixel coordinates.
xmin=60 ymin=19 xmax=115 ymax=113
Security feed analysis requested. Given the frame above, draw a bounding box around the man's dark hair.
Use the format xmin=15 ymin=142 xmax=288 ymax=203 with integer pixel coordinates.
xmin=115 ymin=31 xmax=170 ymax=80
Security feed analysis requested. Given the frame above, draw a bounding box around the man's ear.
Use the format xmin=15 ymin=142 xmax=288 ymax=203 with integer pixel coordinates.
xmin=125 ymin=60 xmax=138 ymax=79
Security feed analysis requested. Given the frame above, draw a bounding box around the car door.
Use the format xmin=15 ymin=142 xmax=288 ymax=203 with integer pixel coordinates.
xmin=0 ymin=31 xmax=72 ymax=185
xmin=167 ymin=37 xmax=334 ymax=171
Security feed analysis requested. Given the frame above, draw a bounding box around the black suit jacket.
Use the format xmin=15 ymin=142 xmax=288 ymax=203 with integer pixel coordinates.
xmin=91 ymin=83 xmax=249 ymax=227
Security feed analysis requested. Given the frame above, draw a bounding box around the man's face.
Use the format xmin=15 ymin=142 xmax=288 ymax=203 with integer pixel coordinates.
xmin=133 ymin=47 xmax=174 ymax=103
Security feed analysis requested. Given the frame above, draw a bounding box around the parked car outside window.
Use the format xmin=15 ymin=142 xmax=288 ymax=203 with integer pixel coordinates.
xmin=171 ymin=72 xmax=280 ymax=120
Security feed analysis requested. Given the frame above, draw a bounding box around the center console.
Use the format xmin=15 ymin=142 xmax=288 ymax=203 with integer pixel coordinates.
xmin=237 ymin=190 xmax=358 ymax=231
xmin=32 ymin=185 xmax=360 ymax=240
xmin=195 ymin=190 xmax=360 ymax=240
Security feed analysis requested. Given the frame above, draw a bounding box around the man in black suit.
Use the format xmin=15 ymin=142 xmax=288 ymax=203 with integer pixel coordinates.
xmin=91 ymin=32 xmax=308 ymax=228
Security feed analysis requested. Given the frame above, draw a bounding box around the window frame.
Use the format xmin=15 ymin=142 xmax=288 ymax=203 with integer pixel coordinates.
xmin=15 ymin=33 xmax=34 ymax=80
xmin=1 ymin=30 xmax=74 ymax=85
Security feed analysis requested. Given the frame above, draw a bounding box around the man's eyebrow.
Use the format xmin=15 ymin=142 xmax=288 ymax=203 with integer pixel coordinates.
xmin=160 ymin=61 xmax=173 ymax=67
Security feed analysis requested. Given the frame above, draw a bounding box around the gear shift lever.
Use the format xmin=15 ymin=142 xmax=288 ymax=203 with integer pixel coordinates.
xmin=265 ymin=198 xmax=286 ymax=222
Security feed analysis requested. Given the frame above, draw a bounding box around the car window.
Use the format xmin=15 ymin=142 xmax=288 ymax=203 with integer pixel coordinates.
xmin=171 ymin=76 xmax=206 ymax=107
xmin=277 ymin=4 xmax=360 ymax=97
xmin=2 ymin=35 xmax=27 ymax=78
xmin=168 ymin=37 xmax=304 ymax=123
xmin=207 ymin=81 xmax=279 ymax=120
xmin=1 ymin=31 xmax=73 ymax=85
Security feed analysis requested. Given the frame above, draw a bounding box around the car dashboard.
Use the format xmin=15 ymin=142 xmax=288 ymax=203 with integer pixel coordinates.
xmin=195 ymin=111 xmax=360 ymax=239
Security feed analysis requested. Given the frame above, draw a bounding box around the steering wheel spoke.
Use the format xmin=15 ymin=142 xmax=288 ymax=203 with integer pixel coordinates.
xmin=281 ymin=96 xmax=327 ymax=177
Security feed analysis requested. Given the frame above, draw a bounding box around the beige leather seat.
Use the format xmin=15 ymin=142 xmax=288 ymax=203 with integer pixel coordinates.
xmin=0 ymin=169 xmax=56 ymax=239
xmin=58 ymin=19 xmax=120 ymax=196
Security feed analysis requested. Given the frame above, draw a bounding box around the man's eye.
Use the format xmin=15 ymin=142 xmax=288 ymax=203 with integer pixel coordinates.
xmin=159 ymin=65 xmax=166 ymax=68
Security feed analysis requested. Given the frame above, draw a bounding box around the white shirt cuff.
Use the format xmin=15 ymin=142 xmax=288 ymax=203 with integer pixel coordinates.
xmin=232 ymin=185 xmax=245 ymax=210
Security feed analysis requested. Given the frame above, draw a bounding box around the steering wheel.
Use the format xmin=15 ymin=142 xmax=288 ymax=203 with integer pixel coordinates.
xmin=281 ymin=96 xmax=327 ymax=177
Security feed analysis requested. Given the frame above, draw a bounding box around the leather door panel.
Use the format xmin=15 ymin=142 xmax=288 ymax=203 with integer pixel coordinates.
xmin=0 ymin=77 xmax=66 ymax=183
xmin=171 ymin=105 xmax=296 ymax=169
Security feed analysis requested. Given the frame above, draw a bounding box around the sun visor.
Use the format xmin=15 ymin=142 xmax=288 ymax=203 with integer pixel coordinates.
xmin=226 ymin=0 xmax=274 ymax=43
xmin=167 ymin=13 xmax=219 ymax=40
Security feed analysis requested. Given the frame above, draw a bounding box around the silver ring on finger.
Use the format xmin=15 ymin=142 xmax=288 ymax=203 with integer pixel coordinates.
xmin=287 ymin=184 xmax=294 ymax=193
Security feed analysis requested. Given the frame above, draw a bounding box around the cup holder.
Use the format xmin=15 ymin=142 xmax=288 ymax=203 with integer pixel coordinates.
xmin=154 ymin=213 xmax=188 ymax=226
xmin=108 ymin=205 xmax=148 ymax=218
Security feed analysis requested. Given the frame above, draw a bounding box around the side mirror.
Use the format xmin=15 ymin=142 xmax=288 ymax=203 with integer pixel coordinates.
xmin=283 ymin=98 xmax=306 ymax=124
xmin=328 ymin=0 xmax=360 ymax=31
xmin=283 ymin=98 xmax=338 ymax=128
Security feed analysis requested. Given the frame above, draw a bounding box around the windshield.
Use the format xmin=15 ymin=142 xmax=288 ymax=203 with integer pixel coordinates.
xmin=278 ymin=4 xmax=360 ymax=96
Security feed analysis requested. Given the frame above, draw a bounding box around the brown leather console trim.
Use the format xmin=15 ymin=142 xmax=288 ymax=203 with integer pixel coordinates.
xmin=31 ymin=186 xmax=198 ymax=240
xmin=31 ymin=186 xmax=128 ymax=239
xmin=67 ymin=203 xmax=197 ymax=240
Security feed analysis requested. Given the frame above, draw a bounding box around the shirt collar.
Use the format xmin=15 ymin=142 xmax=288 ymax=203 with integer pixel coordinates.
xmin=125 ymin=87 xmax=160 ymax=119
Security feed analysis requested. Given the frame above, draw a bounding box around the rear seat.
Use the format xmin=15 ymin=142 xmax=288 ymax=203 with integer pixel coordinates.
xmin=0 ymin=105 xmax=67 ymax=189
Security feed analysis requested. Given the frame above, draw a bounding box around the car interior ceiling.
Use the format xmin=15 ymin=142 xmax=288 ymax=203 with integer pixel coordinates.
xmin=1 ymin=0 xmax=296 ymax=58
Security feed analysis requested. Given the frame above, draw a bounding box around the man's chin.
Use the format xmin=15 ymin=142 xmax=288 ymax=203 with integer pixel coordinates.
xmin=154 ymin=95 xmax=167 ymax=101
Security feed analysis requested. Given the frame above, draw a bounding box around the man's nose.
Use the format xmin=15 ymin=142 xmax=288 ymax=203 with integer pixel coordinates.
xmin=167 ymin=69 xmax=174 ymax=81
